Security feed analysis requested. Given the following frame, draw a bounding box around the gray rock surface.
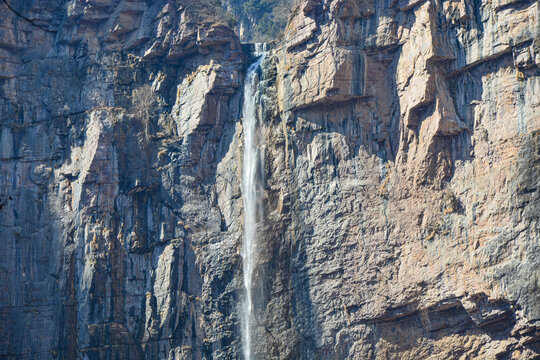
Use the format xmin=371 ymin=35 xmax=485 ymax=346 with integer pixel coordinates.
xmin=0 ymin=0 xmax=539 ymax=359
xmin=1 ymin=1 xmax=244 ymax=358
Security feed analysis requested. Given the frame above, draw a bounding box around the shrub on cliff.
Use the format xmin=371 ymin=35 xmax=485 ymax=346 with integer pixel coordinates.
xmin=132 ymin=85 xmax=157 ymax=142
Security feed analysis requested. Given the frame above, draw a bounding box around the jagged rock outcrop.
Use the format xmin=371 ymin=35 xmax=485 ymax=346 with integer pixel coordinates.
xmin=1 ymin=1 xmax=245 ymax=358
xmin=251 ymin=0 xmax=539 ymax=357
xmin=0 ymin=0 xmax=539 ymax=359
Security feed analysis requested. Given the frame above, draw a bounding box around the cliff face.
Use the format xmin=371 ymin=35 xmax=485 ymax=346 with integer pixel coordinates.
xmin=0 ymin=1 xmax=245 ymax=358
xmin=259 ymin=0 xmax=540 ymax=357
xmin=0 ymin=0 xmax=539 ymax=360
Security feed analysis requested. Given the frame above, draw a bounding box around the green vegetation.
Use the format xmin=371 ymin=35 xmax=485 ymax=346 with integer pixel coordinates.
xmin=177 ymin=0 xmax=294 ymax=41
xmin=180 ymin=0 xmax=234 ymax=27
xmin=228 ymin=0 xmax=294 ymax=41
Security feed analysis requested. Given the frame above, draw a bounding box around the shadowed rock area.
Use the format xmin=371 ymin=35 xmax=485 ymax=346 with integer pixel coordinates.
xmin=0 ymin=0 xmax=538 ymax=359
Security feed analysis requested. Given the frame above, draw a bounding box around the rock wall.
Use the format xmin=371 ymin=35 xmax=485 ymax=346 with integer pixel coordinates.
xmin=0 ymin=0 xmax=539 ymax=359
xmin=253 ymin=0 xmax=540 ymax=357
xmin=0 ymin=1 xmax=245 ymax=358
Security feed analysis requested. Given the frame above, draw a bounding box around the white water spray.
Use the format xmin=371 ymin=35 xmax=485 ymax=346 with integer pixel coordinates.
xmin=241 ymin=43 xmax=267 ymax=360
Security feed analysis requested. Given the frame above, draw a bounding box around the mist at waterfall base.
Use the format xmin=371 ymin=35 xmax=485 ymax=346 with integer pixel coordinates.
xmin=241 ymin=44 xmax=267 ymax=360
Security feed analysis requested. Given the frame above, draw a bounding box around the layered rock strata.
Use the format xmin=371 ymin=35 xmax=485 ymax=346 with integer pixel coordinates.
xmin=0 ymin=0 xmax=539 ymax=359
xmin=1 ymin=1 xmax=245 ymax=358
xmin=251 ymin=0 xmax=540 ymax=357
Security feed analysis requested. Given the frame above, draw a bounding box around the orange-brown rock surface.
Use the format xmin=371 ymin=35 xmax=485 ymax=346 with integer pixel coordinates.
xmin=251 ymin=0 xmax=539 ymax=357
xmin=0 ymin=0 xmax=538 ymax=359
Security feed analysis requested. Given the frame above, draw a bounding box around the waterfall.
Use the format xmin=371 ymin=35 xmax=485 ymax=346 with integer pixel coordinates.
xmin=241 ymin=43 xmax=267 ymax=360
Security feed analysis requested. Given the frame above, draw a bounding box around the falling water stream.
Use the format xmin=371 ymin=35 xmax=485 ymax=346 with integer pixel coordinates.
xmin=241 ymin=43 xmax=267 ymax=360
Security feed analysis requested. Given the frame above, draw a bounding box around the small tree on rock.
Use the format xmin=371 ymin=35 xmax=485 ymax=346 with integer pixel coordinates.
xmin=132 ymin=84 xmax=157 ymax=142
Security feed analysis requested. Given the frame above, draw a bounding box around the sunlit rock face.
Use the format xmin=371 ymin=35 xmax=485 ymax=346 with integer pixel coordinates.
xmin=0 ymin=0 xmax=539 ymax=359
xmin=263 ymin=0 xmax=539 ymax=357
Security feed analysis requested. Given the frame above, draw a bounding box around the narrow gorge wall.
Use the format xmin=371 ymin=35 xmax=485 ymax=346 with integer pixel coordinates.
xmin=0 ymin=0 xmax=539 ymax=359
